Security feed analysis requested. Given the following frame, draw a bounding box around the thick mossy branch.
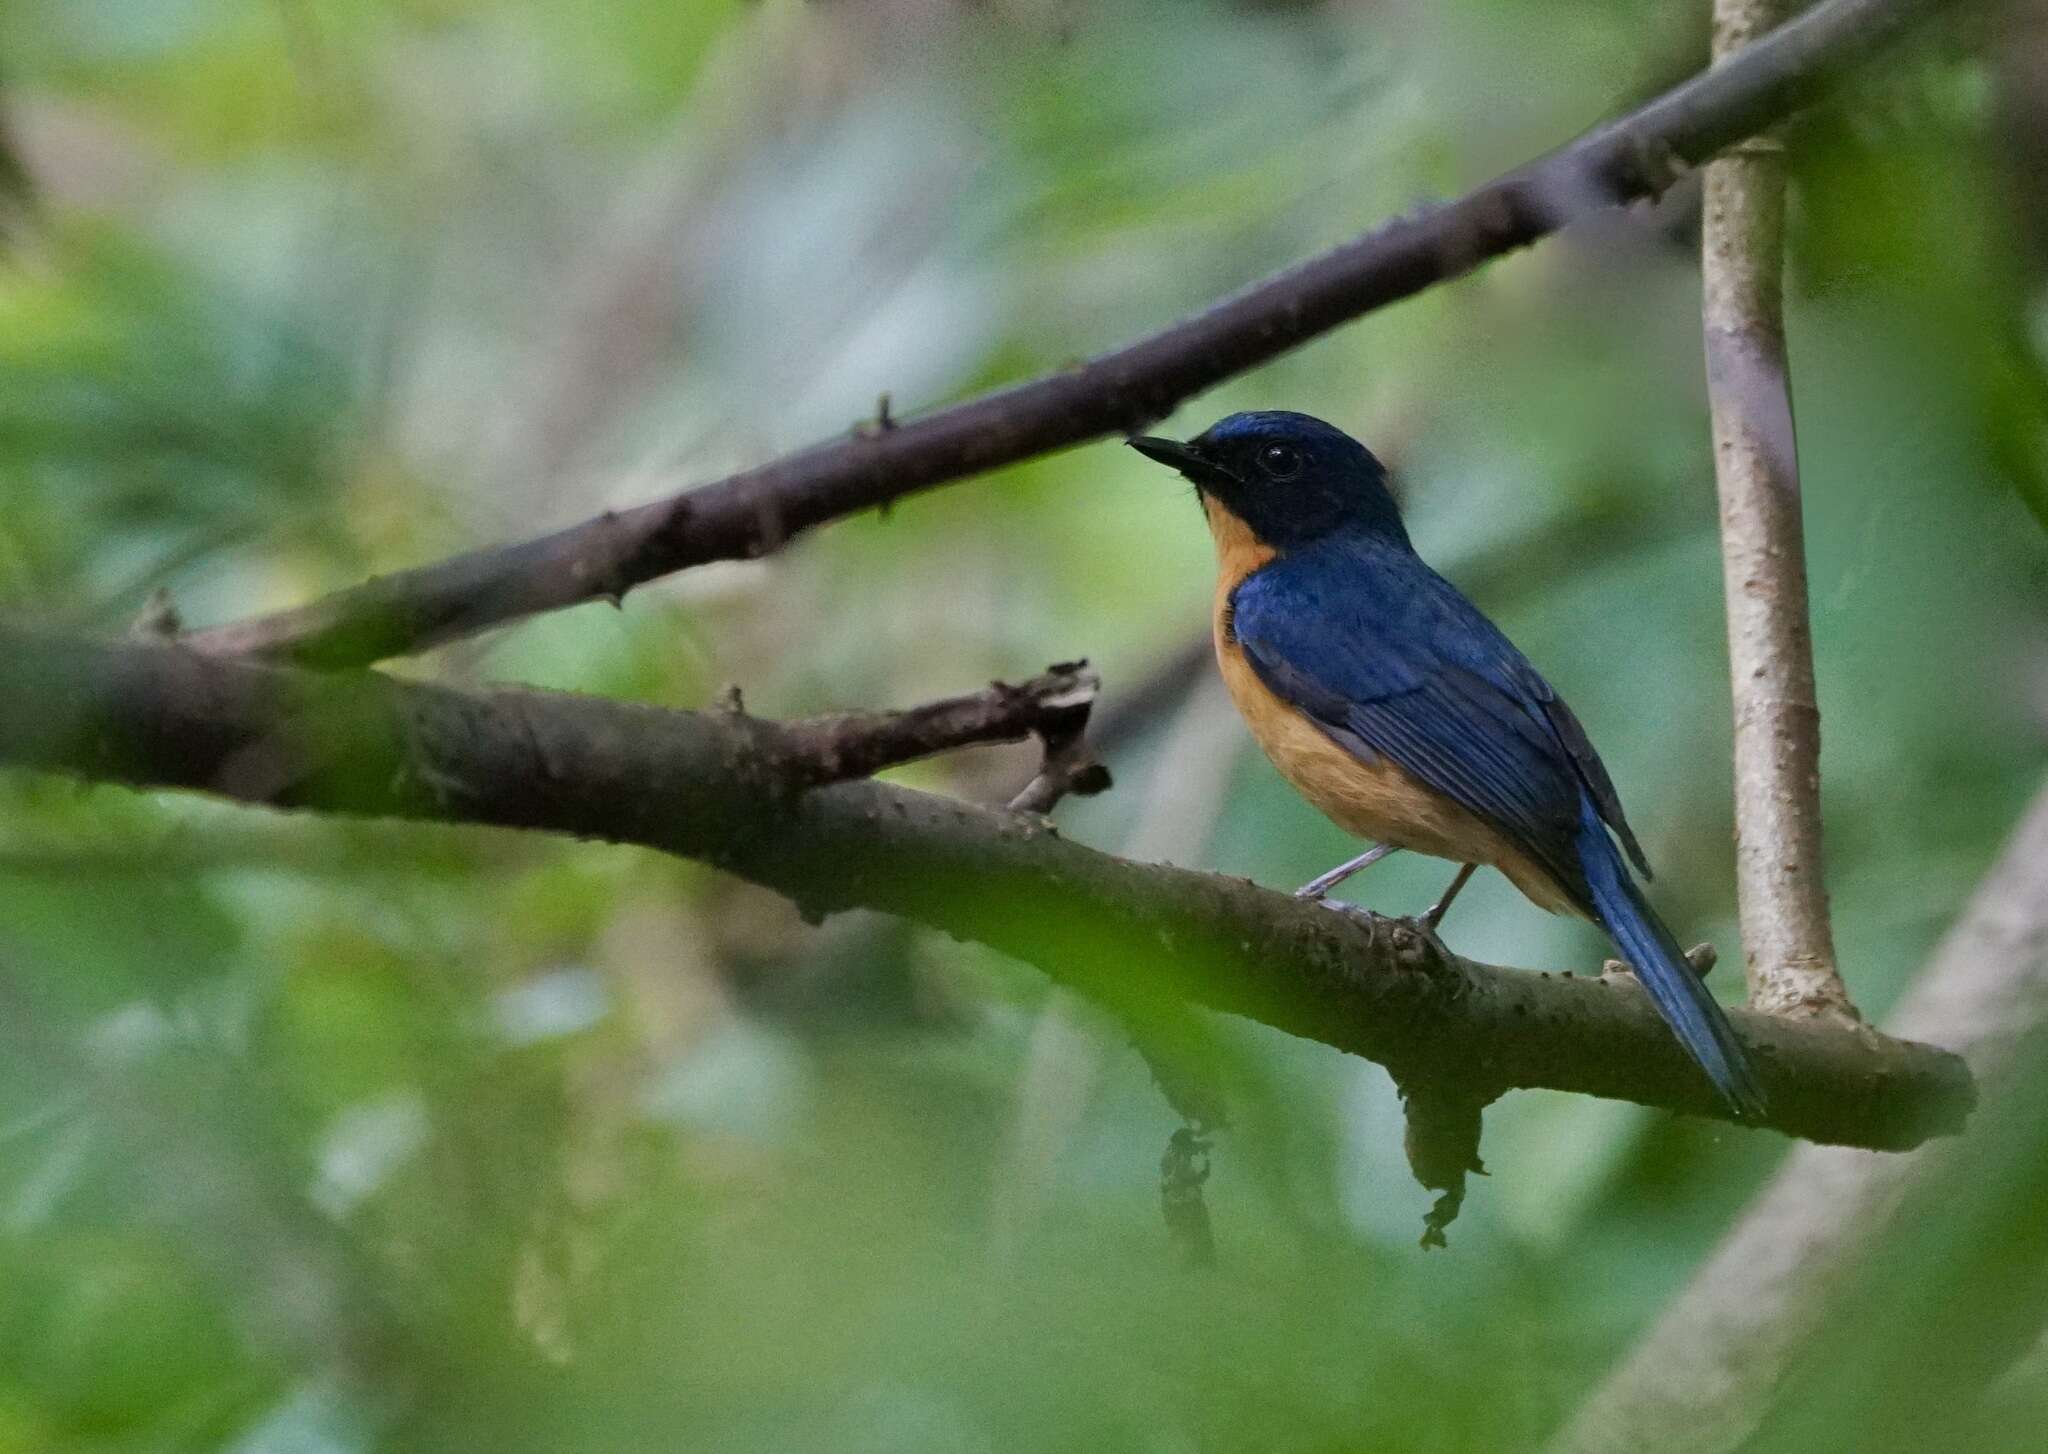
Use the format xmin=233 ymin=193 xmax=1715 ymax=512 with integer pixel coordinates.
xmin=180 ymin=0 xmax=1958 ymax=670
xmin=0 ymin=627 xmax=1973 ymax=1149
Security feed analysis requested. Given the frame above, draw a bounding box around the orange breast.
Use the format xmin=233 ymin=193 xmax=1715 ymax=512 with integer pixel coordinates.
xmin=1204 ymin=497 xmax=1575 ymax=914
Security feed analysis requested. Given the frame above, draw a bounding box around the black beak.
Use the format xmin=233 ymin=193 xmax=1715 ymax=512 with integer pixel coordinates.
xmin=1126 ymin=435 xmax=1236 ymax=490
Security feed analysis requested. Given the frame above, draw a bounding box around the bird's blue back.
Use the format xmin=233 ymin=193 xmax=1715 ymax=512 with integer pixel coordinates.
xmin=1229 ymin=528 xmax=1648 ymax=910
xmin=1230 ymin=525 xmax=1763 ymax=1115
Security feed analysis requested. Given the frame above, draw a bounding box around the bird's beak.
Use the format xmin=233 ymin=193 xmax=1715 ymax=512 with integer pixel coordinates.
xmin=1126 ymin=435 xmax=1236 ymax=490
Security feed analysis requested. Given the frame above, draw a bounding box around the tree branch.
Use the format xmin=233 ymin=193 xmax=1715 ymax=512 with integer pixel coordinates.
xmin=0 ymin=626 xmax=1972 ymax=1149
xmin=997 ymin=665 xmax=1112 ymax=813
xmin=771 ymin=660 xmax=1106 ymax=795
xmin=181 ymin=0 xmax=1960 ymax=670
xmin=1548 ymin=778 xmax=2048 ymax=1454
xmin=1705 ymin=0 xmax=1855 ymax=1021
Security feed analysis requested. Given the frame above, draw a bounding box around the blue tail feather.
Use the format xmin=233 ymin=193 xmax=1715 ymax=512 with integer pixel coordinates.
xmin=1576 ymin=801 xmax=1766 ymax=1119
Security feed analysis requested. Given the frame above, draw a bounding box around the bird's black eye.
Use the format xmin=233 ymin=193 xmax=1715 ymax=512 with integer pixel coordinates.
xmin=1258 ymin=443 xmax=1303 ymax=480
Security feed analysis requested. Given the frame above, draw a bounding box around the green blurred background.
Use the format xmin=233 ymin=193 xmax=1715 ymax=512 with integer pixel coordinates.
xmin=1 ymin=1 xmax=2045 ymax=1449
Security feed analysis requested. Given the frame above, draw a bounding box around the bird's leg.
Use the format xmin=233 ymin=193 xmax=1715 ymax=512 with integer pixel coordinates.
xmin=1294 ymin=842 xmax=1400 ymax=901
xmin=1421 ymin=863 xmax=1478 ymax=929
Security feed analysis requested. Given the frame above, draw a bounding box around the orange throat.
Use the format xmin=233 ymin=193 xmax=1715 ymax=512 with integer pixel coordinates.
xmin=1200 ymin=493 xmax=1275 ymax=597
xmin=1199 ymin=491 xmax=1576 ymax=916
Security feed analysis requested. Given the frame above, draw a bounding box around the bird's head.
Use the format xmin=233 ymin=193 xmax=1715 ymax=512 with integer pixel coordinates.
xmin=1128 ymin=410 xmax=1407 ymax=552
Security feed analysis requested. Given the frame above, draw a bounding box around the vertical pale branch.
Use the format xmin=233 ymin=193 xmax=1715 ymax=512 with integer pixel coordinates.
xmin=1703 ymin=0 xmax=1855 ymax=1021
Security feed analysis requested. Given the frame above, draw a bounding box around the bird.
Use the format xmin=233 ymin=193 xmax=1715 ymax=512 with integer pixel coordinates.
xmin=1127 ymin=410 xmax=1764 ymax=1118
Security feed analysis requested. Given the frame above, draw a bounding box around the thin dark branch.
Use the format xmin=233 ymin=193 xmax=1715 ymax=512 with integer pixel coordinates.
xmin=181 ymin=0 xmax=1959 ymax=670
xmin=1004 ymin=680 xmax=1112 ymax=814
xmin=0 ymin=626 xmax=1973 ymax=1149
xmin=775 ymin=660 xmax=1104 ymax=791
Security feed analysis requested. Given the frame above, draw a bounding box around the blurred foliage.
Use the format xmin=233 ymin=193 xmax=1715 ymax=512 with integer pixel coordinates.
xmin=0 ymin=1 xmax=2044 ymax=1450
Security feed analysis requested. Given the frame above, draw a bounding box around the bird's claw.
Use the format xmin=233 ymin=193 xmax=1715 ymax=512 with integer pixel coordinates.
xmin=1301 ymin=899 xmax=1450 ymax=962
xmin=1304 ymin=896 xmax=1389 ymax=937
xmin=1393 ymin=914 xmax=1451 ymax=963
xmin=1321 ymin=899 xmax=1382 ymax=925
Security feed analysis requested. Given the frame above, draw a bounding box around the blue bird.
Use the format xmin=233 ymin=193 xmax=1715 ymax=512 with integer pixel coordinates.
xmin=1129 ymin=411 xmax=1764 ymax=1118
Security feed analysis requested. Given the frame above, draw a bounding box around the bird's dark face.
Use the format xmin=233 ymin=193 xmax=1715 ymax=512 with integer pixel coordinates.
xmin=1128 ymin=411 xmax=1407 ymax=551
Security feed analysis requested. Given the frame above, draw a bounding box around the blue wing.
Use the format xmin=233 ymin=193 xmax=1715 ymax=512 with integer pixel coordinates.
xmin=1229 ymin=538 xmax=1650 ymax=904
xmin=1232 ymin=536 xmax=1765 ymax=1114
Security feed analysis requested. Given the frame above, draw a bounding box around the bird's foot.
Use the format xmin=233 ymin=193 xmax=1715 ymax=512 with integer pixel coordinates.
xmin=1391 ymin=914 xmax=1452 ymax=963
xmin=1303 ymin=896 xmax=1398 ymax=943
xmin=1307 ymin=895 xmax=1382 ymax=924
xmin=1302 ymin=898 xmax=1449 ymax=962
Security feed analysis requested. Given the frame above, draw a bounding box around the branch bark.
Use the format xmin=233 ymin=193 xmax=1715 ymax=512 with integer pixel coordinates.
xmin=1704 ymin=0 xmax=1854 ymax=1020
xmin=180 ymin=0 xmax=1960 ymax=670
xmin=771 ymin=660 xmax=1105 ymax=796
xmin=0 ymin=626 xmax=1972 ymax=1149
xmin=1547 ymin=777 xmax=2048 ymax=1454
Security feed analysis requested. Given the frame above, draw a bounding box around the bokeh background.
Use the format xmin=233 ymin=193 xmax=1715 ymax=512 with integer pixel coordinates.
xmin=2 ymin=1 xmax=2046 ymax=1450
